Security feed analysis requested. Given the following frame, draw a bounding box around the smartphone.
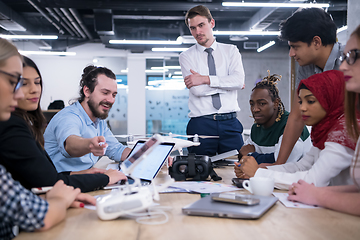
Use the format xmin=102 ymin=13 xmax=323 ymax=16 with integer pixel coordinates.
xmin=211 ymin=193 xmax=260 ymax=206
xmin=232 ymin=178 xmax=246 ymax=188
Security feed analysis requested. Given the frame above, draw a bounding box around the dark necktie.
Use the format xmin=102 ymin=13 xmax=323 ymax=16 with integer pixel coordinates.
xmin=205 ymin=48 xmax=221 ymax=110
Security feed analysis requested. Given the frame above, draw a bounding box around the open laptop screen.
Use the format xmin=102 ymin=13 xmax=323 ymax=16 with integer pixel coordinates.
xmin=123 ymin=140 xmax=174 ymax=181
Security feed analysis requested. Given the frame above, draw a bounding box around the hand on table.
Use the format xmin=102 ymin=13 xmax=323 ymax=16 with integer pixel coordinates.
xmin=238 ymin=156 xmax=259 ymax=178
xmin=70 ymin=192 xmax=96 ymax=207
xmin=105 ymin=169 xmax=127 ymax=185
xmin=46 ymin=180 xmax=95 ymax=208
xmin=234 ymin=162 xmax=250 ymax=179
xmin=287 ymin=180 xmax=319 ymax=206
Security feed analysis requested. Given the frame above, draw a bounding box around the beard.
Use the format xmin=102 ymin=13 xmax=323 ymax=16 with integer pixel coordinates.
xmin=196 ymin=34 xmax=209 ymax=46
xmin=87 ymin=97 xmax=113 ymax=120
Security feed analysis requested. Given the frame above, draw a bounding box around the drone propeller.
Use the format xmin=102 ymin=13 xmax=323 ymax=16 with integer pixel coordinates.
xmin=169 ymin=133 xmax=219 ymax=139
xmin=114 ymin=134 xmax=153 ymax=138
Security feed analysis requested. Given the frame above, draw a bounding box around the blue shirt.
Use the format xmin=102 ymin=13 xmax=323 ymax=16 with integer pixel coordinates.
xmin=44 ymin=101 xmax=127 ymax=172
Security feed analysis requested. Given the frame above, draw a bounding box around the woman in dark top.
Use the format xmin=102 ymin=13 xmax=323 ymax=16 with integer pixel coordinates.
xmin=0 ymin=56 xmax=126 ymax=192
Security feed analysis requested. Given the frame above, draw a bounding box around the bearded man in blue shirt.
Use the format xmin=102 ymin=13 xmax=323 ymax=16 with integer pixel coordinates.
xmin=44 ymin=65 xmax=132 ymax=173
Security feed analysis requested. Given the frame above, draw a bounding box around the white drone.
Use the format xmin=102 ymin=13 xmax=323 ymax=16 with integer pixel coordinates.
xmin=97 ymin=134 xmax=175 ymax=221
xmin=114 ymin=132 xmax=219 ymax=155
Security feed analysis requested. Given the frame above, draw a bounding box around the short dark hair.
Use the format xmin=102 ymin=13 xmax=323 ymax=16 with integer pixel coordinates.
xmin=279 ymin=8 xmax=337 ymax=46
xmin=78 ymin=65 xmax=116 ymax=103
xmin=185 ymin=5 xmax=213 ymax=27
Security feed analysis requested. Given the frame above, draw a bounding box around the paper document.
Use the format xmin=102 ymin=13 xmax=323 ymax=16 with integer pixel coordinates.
xmin=106 ymin=163 xmax=118 ymax=170
xmin=210 ymin=149 xmax=239 ymax=162
xmin=272 ymin=192 xmax=319 ymax=209
xmin=170 ymin=181 xmax=238 ymax=194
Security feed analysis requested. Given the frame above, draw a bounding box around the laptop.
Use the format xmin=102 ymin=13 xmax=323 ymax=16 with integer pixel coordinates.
xmin=117 ymin=140 xmax=175 ymax=185
xmin=182 ymin=194 xmax=278 ymax=219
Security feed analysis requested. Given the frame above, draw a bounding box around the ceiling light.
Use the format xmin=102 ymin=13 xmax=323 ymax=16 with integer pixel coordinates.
xmin=38 ymin=46 xmax=52 ymax=50
xmin=174 ymin=71 xmax=182 ymax=75
xmin=222 ymin=2 xmax=329 ymax=8
xmin=145 ymin=69 xmax=169 ymax=73
xmin=152 ymin=48 xmax=188 ymax=52
xmin=151 ymin=66 xmax=181 ymax=70
xmin=229 ymin=36 xmax=249 ymax=41
xmin=337 ymin=25 xmax=348 ymax=34
xmin=0 ymin=35 xmax=58 ymax=40
xmin=257 ymin=41 xmax=276 ymax=53
xmin=109 ymin=39 xmax=181 ymax=45
xmin=213 ymin=31 xmax=280 ymax=36
xmin=19 ymin=50 xmax=76 ymax=56
xmin=177 ymin=35 xmax=197 ymax=44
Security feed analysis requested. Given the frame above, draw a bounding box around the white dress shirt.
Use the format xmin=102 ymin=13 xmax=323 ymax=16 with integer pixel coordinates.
xmin=255 ymin=142 xmax=354 ymax=190
xmin=179 ymin=41 xmax=245 ymax=118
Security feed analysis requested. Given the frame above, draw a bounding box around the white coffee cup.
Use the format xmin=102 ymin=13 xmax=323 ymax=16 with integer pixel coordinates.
xmin=242 ymin=177 xmax=274 ymax=196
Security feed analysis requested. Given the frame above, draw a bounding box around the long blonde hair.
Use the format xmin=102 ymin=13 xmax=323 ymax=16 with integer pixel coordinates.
xmin=345 ymin=25 xmax=360 ymax=140
xmin=0 ymin=38 xmax=22 ymax=67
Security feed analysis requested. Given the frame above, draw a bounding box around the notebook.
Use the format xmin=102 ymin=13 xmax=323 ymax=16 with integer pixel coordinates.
xmin=182 ymin=194 xmax=278 ymax=219
xmin=102 ymin=140 xmax=175 ymax=188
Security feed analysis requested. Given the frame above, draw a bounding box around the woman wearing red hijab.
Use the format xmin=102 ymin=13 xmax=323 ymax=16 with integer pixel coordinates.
xmin=235 ymin=70 xmax=358 ymax=190
xmin=286 ymin=25 xmax=360 ymax=216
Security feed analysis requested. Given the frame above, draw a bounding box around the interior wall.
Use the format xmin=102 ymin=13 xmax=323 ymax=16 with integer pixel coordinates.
xmin=238 ymin=47 xmax=290 ymax=130
xmin=19 ymin=42 xmax=290 ymax=132
xmin=19 ymin=43 xmax=129 ymax=110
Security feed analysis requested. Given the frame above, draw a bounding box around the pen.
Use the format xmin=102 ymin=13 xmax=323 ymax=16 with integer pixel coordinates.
xmin=99 ymin=141 xmax=108 ymax=155
xmin=31 ymin=186 xmax=53 ymax=194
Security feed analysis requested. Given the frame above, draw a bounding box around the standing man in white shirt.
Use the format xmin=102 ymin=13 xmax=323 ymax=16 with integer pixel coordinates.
xmin=179 ymin=5 xmax=245 ymax=156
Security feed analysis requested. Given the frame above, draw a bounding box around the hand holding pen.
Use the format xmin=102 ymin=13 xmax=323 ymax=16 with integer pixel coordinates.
xmin=234 ymin=157 xmax=251 ymax=179
xmin=89 ymin=136 xmax=108 ymax=156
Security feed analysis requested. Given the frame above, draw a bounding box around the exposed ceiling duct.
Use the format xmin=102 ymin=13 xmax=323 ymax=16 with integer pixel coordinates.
xmin=0 ymin=0 xmax=348 ymax=51
xmin=69 ymin=8 xmax=93 ymax=40
xmin=94 ymin=9 xmax=114 ymax=36
xmin=45 ymin=7 xmax=76 ymax=37
xmin=53 ymin=8 xmax=81 ymax=38
xmin=27 ymin=0 xmax=64 ymax=35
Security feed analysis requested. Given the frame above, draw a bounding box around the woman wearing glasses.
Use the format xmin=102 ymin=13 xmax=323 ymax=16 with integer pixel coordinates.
xmin=0 ymin=55 xmax=126 ymax=193
xmin=0 ymin=38 xmax=96 ymax=239
xmin=288 ymin=25 xmax=360 ymax=216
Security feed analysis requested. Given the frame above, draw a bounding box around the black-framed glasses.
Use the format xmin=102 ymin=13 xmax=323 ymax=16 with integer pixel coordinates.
xmin=339 ymin=49 xmax=360 ymax=65
xmin=0 ymin=69 xmax=24 ymax=93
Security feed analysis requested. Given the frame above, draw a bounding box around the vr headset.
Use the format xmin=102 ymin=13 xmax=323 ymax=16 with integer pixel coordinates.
xmin=169 ymin=153 xmax=221 ymax=181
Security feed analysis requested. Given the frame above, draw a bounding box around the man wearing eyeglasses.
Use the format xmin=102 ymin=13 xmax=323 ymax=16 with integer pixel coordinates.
xmin=271 ymin=7 xmax=344 ymax=166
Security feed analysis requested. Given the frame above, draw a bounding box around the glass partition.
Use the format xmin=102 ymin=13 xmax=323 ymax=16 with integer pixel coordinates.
xmin=146 ymin=57 xmax=189 ymax=135
xmin=105 ymin=57 xmax=128 ymax=135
